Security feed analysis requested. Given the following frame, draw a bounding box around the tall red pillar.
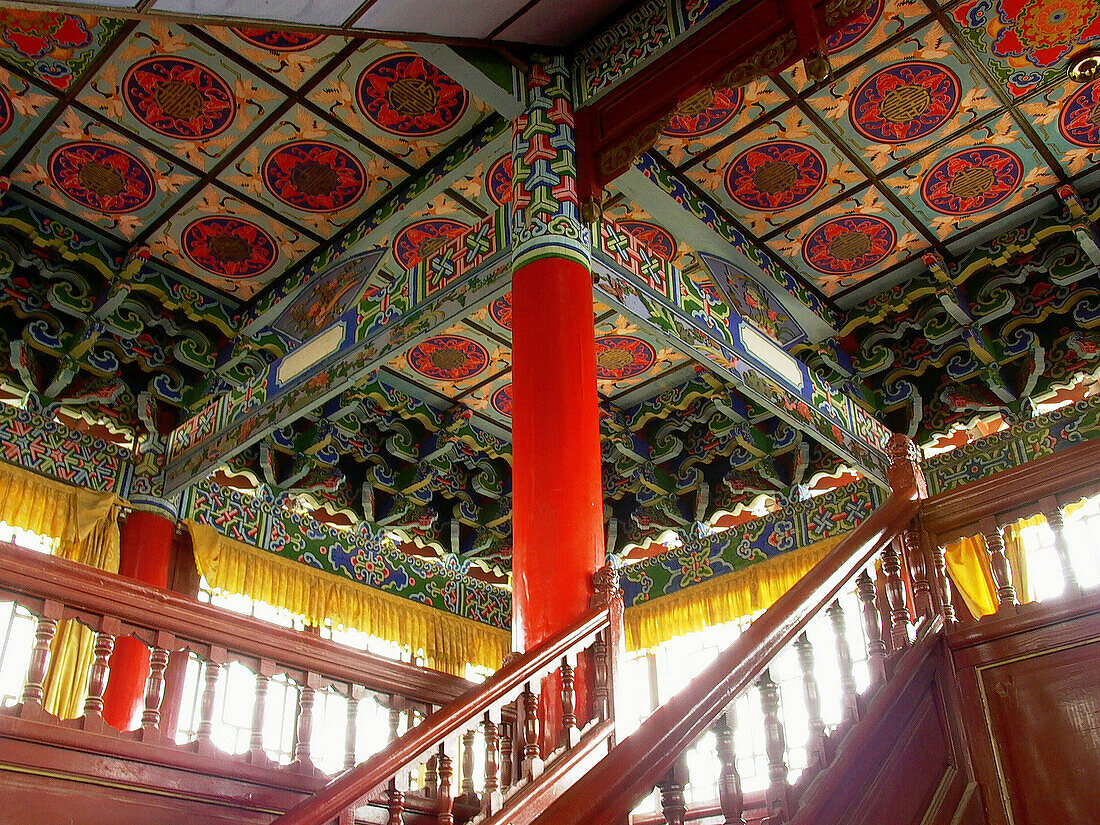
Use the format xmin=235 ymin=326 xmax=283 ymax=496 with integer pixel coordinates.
xmin=510 ymin=255 xmax=605 ymax=651
xmin=509 ymin=54 xmax=606 ymax=751
xmin=101 ymin=508 xmax=175 ymax=730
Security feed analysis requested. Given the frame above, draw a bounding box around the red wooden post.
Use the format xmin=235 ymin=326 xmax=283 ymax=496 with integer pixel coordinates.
xmin=437 ymin=742 xmax=455 ymax=825
xmin=712 ymin=708 xmax=745 ymax=825
xmin=881 ymin=539 xmax=911 ymax=650
xmin=1041 ymin=500 xmax=1082 ymax=596
xmin=82 ymin=616 xmax=120 ymax=731
xmin=757 ymin=669 xmax=791 ymax=822
xmin=138 ymin=630 xmax=173 ymax=741
xmin=656 ymin=754 xmax=689 ymax=825
xmin=794 ymin=632 xmax=827 ymax=770
xmin=983 ymin=523 xmax=1018 ymax=609
xmin=827 ymin=599 xmax=860 ymax=723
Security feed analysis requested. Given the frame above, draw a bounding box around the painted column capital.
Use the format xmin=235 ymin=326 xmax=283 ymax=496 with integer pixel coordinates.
xmin=510 ymin=54 xmax=592 ymax=271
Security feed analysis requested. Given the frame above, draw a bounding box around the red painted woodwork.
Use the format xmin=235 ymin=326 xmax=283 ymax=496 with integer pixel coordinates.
xmin=950 ymin=591 xmax=1100 ymax=825
xmin=511 ymin=254 xmax=605 ymax=749
xmin=787 ymin=621 xmax=976 ymax=825
xmin=103 ymin=509 xmax=176 ymax=730
xmin=510 ymin=255 xmax=604 ymax=651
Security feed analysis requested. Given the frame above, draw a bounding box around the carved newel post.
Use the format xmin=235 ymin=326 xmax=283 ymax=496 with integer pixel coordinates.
xmin=885 ymin=433 xmax=939 ymax=631
xmin=590 ymin=562 xmax=624 ymax=729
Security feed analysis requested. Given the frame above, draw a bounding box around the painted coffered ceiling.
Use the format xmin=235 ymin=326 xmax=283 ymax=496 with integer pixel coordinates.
xmin=0 ymin=0 xmax=1096 ymax=574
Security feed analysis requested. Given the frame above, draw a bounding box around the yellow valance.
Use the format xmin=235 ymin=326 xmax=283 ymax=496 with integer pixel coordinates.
xmin=0 ymin=460 xmax=122 ymax=717
xmin=623 ymin=535 xmax=844 ymax=652
xmin=187 ymin=520 xmax=510 ymax=676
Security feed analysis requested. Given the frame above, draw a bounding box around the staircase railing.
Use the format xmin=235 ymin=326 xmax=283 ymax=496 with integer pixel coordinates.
xmin=271 ymin=565 xmax=624 ymax=825
xmin=527 ymin=435 xmax=928 ymax=825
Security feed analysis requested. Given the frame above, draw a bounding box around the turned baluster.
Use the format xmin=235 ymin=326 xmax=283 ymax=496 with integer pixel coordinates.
xmin=521 ymin=682 xmax=543 ymax=778
xmin=499 ymin=720 xmax=514 ymax=790
xmin=140 ymin=637 xmax=172 ymax=738
xmin=561 ymin=654 xmax=579 ymax=748
xmin=19 ymin=603 xmax=59 ymax=709
xmin=711 ymin=708 xmax=745 ymax=825
xmin=656 ymin=754 xmax=689 ymax=825
xmin=459 ymin=727 xmax=478 ymax=804
xmin=482 ymin=710 xmax=502 ymax=815
xmin=881 ymin=539 xmax=911 ymax=650
xmin=984 ymin=524 xmax=1018 ymax=609
xmin=826 ymin=600 xmax=859 ymax=722
xmin=293 ymin=675 xmax=317 ymax=769
xmin=195 ymin=650 xmax=223 ymax=750
xmin=902 ymin=527 xmax=935 ymax=620
xmin=757 ymin=669 xmax=791 ymax=821
xmin=83 ymin=623 xmax=118 ymax=723
xmin=437 ymin=742 xmax=455 ymax=825
xmin=856 ymin=570 xmax=887 ymax=685
xmin=345 ymin=686 xmax=365 ymax=770
xmin=248 ymin=662 xmax=272 ymax=763
xmin=387 ymin=784 xmax=405 ymax=825
xmin=1043 ymin=503 xmax=1082 ymax=596
xmin=794 ymin=633 xmax=827 ymax=770
xmin=424 ymin=753 xmax=439 ymax=798
xmin=931 ymin=544 xmax=957 ymax=623
xmin=592 ymin=632 xmax=610 ymax=720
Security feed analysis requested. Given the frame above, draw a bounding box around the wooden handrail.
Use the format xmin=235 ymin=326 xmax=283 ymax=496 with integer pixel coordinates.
xmin=0 ymin=543 xmax=470 ymax=705
xmin=527 ymin=483 xmax=921 ymax=825
xmin=271 ymin=604 xmax=613 ymax=825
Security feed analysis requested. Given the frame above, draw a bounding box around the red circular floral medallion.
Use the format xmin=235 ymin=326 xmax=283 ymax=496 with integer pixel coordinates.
xmin=487 ymin=154 xmax=513 ymax=206
xmin=357 ymin=52 xmax=469 ymax=137
xmin=595 ymin=335 xmax=657 ymax=380
xmin=182 ymin=217 xmax=277 ymax=279
xmin=488 ymin=294 xmax=512 ymax=331
xmin=232 ymin=28 xmax=325 ymax=51
xmin=618 ymin=221 xmax=677 ymax=262
xmin=48 ymin=142 xmax=155 ymax=214
xmin=662 ymin=87 xmax=743 ymax=137
xmin=826 ymin=0 xmax=883 ymax=53
xmin=491 ymin=383 xmax=513 ymax=418
xmin=920 ymin=147 xmax=1023 ymax=216
xmin=123 ymin=56 xmax=237 ymax=140
xmin=393 ymin=218 xmax=468 ymax=269
xmin=407 ymin=335 xmax=489 ymax=381
xmin=0 ymin=87 xmax=14 ymax=136
xmin=802 ymin=215 xmax=896 ymax=274
xmin=725 ymin=141 xmax=826 ymax=212
xmin=849 ymin=61 xmax=961 ymax=144
xmin=1059 ymin=80 xmax=1100 ymax=147
xmin=262 ymin=140 xmax=367 ymax=213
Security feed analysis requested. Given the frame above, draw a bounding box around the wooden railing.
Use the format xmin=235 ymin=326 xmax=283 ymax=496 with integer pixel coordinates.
xmin=0 ymin=543 xmax=473 ymax=779
xmin=526 ymin=435 xmax=929 ymax=825
xmin=270 ymin=563 xmax=623 ymax=825
xmin=922 ymin=437 xmax=1100 ymax=623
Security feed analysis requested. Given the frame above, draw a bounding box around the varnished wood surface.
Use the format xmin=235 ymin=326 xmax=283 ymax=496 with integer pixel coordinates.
xmin=524 ymin=484 xmax=920 ymax=825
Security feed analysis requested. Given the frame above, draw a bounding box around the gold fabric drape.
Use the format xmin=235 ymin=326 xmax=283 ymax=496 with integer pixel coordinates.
xmin=0 ymin=462 xmax=121 ymax=717
xmin=186 ymin=521 xmax=509 ymax=676
xmin=623 ymin=535 xmax=845 ymax=651
xmin=942 ymin=515 xmax=1044 ymax=618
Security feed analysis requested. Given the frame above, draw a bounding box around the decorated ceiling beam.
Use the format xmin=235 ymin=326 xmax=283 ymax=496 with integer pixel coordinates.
xmin=590 ymin=217 xmax=893 ymax=485
xmin=163 ymin=209 xmax=512 ymax=495
xmin=618 ymin=160 xmax=839 ymax=335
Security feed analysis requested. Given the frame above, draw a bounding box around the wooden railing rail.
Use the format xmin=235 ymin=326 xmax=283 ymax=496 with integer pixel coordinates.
xmin=271 ymin=565 xmax=623 ymax=825
xmin=526 ymin=434 xmax=925 ymax=825
xmin=0 ymin=544 xmax=470 ymax=706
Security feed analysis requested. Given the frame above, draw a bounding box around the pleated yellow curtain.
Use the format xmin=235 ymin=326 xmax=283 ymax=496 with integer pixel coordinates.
xmin=623 ymin=534 xmax=845 ymax=652
xmin=942 ymin=516 xmax=1043 ymax=618
xmin=186 ymin=520 xmax=510 ymax=676
xmin=0 ymin=462 xmax=121 ymax=717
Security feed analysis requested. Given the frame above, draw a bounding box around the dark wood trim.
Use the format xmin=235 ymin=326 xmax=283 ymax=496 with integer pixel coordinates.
xmin=0 ymin=543 xmax=471 ymax=705
xmin=921 ymin=438 xmax=1100 ymax=545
